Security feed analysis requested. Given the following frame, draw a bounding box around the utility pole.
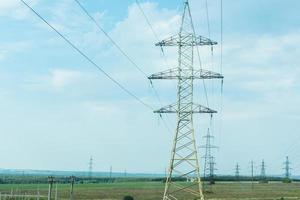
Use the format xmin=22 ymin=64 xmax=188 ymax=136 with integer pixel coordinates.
xmin=235 ymin=163 xmax=240 ymax=181
xmin=251 ymin=161 xmax=254 ymax=190
xmin=200 ymin=127 xmax=217 ymax=192
xmin=48 ymin=176 xmax=55 ymax=200
xmin=283 ymin=156 xmax=292 ymax=183
xmin=259 ymin=159 xmax=268 ymax=183
xmin=69 ymin=176 xmax=75 ymax=200
xmin=88 ymin=157 xmax=93 ymax=179
xmin=109 ymin=166 xmax=112 ymax=180
xmin=149 ymin=1 xmax=223 ymax=199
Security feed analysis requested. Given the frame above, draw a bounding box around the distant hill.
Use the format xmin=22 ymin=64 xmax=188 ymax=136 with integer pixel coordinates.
xmin=0 ymin=168 xmax=164 ymax=178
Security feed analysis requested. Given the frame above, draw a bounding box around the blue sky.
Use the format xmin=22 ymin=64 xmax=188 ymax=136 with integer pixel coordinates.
xmin=0 ymin=0 xmax=300 ymax=176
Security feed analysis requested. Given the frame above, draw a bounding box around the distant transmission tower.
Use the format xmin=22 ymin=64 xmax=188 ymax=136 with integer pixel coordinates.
xmin=283 ymin=156 xmax=292 ymax=183
xmin=200 ymin=128 xmax=217 ymax=188
xmin=259 ymin=159 xmax=268 ymax=183
xmin=109 ymin=166 xmax=112 ymax=179
xmin=88 ymin=157 xmax=93 ymax=178
xmin=149 ymin=0 xmax=223 ymax=199
xmin=250 ymin=160 xmax=254 ymax=189
xmin=235 ymin=163 xmax=240 ymax=181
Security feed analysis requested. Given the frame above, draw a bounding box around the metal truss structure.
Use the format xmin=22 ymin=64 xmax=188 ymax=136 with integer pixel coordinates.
xmin=235 ymin=163 xmax=240 ymax=181
xmin=260 ymin=159 xmax=268 ymax=183
xmin=149 ymin=1 xmax=223 ymax=199
xmin=200 ymin=128 xmax=218 ymax=191
xmin=283 ymin=156 xmax=291 ymax=180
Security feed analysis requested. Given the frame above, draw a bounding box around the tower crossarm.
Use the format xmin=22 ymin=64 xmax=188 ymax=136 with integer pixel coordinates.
xmin=148 ymin=67 xmax=223 ymax=80
xmin=156 ymin=33 xmax=217 ymax=47
xmin=154 ymin=102 xmax=217 ymax=114
xmin=199 ymin=144 xmax=218 ymax=149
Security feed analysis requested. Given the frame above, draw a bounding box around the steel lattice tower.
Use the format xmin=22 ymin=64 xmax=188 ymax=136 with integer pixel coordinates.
xmin=88 ymin=157 xmax=93 ymax=178
xmin=149 ymin=1 xmax=223 ymax=199
xmin=260 ymin=160 xmax=266 ymax=178
xmin=259 ymin=159 xmax=268 ymax=183
xmin=283 ymin=156 xmax=291 ymax=180
xmin=200 ymin=128 xmax=217 ymax=188
xmin=251 ymin=160 xmax=254 ymax=189
xmin=235 ymin=163 xmax=240 ymax=181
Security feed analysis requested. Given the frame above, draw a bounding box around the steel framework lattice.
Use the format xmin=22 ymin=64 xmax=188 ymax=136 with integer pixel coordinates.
xmin=283 ymin=156 xmax=291 ymax=180
xmin=149 ymin=1 xmax=223 ymax=199
xmin=200 ymin=128 xmax=217 ymax=191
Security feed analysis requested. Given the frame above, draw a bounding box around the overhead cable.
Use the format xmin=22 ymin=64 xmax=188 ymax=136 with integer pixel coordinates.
xmin=21 ymin=0 xmax=154 ymax=111
xmin=74 ymin=0 xmax=149 ymax=78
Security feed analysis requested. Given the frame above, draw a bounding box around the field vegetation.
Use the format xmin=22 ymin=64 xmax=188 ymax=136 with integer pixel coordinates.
xmin=0 ymin=181 xmax=299 ymax=200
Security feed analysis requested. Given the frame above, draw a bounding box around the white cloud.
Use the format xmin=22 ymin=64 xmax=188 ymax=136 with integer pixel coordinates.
xmin=0 ymin=0 xmax=19 ymax=11
xmin=102 ymin=2 xmax=181 ymax=82
xmin=0 ymin=50 xmax=6 ymax=60
xmin=0 ymin=0 xmax=39 ymax=20
xmin=225 ymin=31 xmax=300 ymax=68
xmin=2 ymin=0 xmax=300 ymax=174
xmin=0 ymin=41 xmax=32 ymax=61
xmin=22 ymin=69 xmax=88 ymax=91
xmin=83 ymin=101 xmax=118 ymax=114
xmin=111 ymin=2 xmax=180 ymax=51
xmin=34 ymin=0 xmax=108 ymax=49
xmin=223 ymin=31 xmax=300 ymax=97
xmin=50 ymin=69 xmax=83 ymax=89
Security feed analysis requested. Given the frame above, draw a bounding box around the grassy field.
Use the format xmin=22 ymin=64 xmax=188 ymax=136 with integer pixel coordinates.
xmin=0 ymin=182 xmax=299 ymax=200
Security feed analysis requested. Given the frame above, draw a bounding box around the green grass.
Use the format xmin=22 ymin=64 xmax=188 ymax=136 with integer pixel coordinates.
xmin=0 ymin=182 xmax=299 ymax=200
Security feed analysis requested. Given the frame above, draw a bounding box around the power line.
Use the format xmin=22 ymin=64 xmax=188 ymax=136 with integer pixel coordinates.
xmin=135 ymin=0 xmax=160 ymax=42
xmin=204 ymin=0 xmax=215 ymax=109
xmin=218 ymin=0 xmax=224 ymax=155
xmin=21 ymin=0 xmax=153 ymax=111
xmin=220 ymin=0 xmax=223 ymax=75
xmin=186 ymin=0 xmax=210 ymax=108
xmin=195 ymin=39 xmax=210 ymax=108
xmin=220 ymin=0 xmax=224 ymax=113
xmin=73 ymin=0 xmax=149 ymax=78
xmin=21 ymin=0 xmax=175 ymax=142
xmin=75 ymin=0 xmax=176 ymax=139
xmin=135 ymin=0 xmax=169 ymax=66
xmin=134 ymin=0 xmax=177 ymax=133
xmin=205 ymin=0 xmax=211 ymax=39
xmin=135 ymin=0 xmax=168 ymax=63
xmin=73 ymin=0 xmax=171 ymax=116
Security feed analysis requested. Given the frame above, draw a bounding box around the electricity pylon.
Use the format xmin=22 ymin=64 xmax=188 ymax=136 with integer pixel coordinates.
xmin=260 ymin=160 xmax=266 ymax=178
xmin=200 ymin=128 xmax=217 ymax=190
xmin=235 ymin=163 xmax=240 ymax=181
xmin=149 ymin=1 xmax=223 ymax=199
xmin=88 ymin=156 xmax=93 ymax=179
xmin=283 ymin=156 xmax=292 ymax=183
xmin=250 ymin=160 xmax=254 ymax=189
xmin=259 ymin=159 xmax=268 ymax=183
